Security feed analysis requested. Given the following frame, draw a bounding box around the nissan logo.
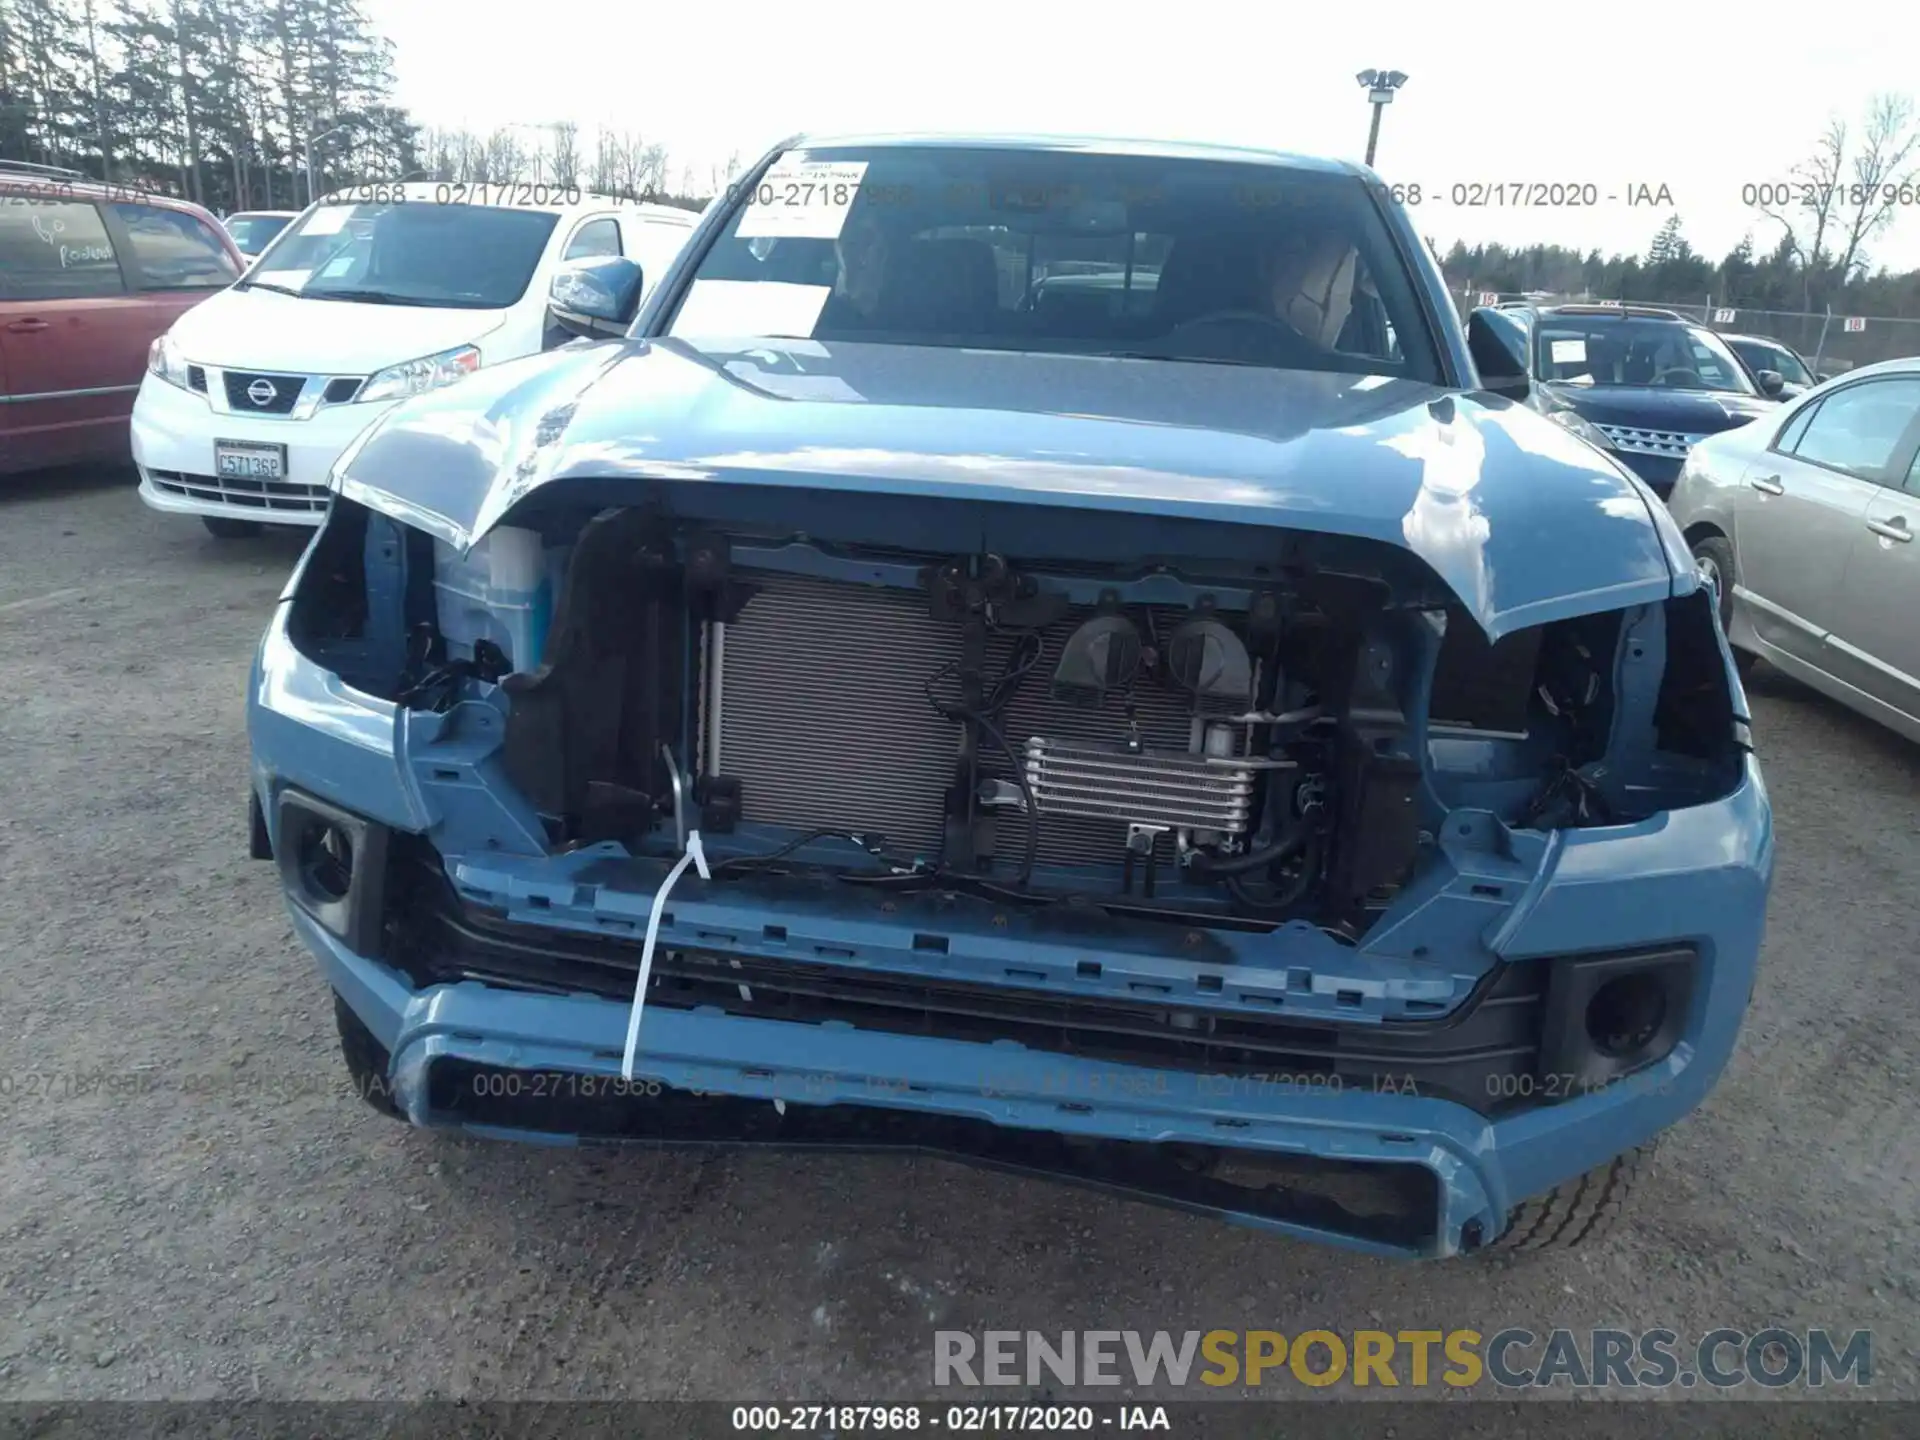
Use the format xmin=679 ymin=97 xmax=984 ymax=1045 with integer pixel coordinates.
xmin=246 ymin=379 xmax=278 ymax=407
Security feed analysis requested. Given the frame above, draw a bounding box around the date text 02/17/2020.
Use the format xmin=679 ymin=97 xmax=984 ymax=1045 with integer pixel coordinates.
xmin=729 ymin=1405 xmax=1170 ymax=1432
xmin=1357 ymin=180 xmax=1676 ymax=208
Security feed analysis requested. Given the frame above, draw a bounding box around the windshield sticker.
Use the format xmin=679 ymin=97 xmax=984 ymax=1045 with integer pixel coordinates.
xmin=673 ymin=279 xmax=832 ymax=339
xmin=301 ymin=206 xmax=353 ymax=237
xmin=321 ymin=256 xmax=355 ymax=277
xmin=734 ymin=161 xmax=870 ymax=240
xmin=1550 ymin=339 xmax=1587 ymax=365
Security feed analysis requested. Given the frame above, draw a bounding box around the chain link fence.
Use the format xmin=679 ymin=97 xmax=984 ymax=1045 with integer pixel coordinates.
xmin=1448 ymin=290 xmax=1920 ymax=374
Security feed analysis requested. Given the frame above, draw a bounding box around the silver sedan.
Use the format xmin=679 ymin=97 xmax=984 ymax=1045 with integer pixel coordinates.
xmin=1668 ymin=356 xmax=1920 ymax=743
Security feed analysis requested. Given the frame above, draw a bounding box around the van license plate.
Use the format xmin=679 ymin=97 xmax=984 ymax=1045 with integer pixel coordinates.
xmin=215 ymin=441 xmax=287 ymax=481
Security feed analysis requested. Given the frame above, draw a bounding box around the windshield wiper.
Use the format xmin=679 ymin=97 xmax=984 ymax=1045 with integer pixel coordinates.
xmin=235 ymin=280 xmax=304 ymax=296
xmin=300 ymin=288 xmax=409 ymax=305
xmin=1105 ymin=350 xmax=1280 ymax=369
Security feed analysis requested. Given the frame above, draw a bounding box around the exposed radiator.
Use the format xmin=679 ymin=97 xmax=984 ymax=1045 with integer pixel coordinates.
xmin=709 ymin=571 xmax=1248 ymax=870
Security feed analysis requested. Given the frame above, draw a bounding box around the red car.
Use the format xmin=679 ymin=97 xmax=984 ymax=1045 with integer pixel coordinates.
xmin=2 ymin=162 xmax=245 ymax=475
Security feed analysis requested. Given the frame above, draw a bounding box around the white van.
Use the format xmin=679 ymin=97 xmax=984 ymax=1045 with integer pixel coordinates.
xmin=133 ymin=183 xmax=696 ymax=538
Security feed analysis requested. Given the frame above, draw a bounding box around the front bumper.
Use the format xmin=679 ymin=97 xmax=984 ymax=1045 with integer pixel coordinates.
xmin=132 ymin=374 xmax=394 ymax=526
xmin=250 ymin=607 xmax=1774 ymax=1259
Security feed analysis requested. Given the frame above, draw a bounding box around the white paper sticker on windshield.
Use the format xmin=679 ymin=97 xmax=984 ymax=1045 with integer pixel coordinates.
xmin=1550 ymin=339 xmax=1587 ymax=365
xmin=302 ymin=206 xmax=352 ymax=237
xmin=734 ymin=161 xmax=870 ymax=239
xmin=672 ymin=279 xmax=832 ymax=339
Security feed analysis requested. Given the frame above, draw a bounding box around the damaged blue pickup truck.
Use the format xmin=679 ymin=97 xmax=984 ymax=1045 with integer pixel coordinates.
xmin=247 ymin=133 xmax=1773 ymax=1260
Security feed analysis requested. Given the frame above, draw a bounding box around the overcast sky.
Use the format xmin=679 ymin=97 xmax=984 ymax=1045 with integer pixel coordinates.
xmin=368 ymin=0 xmax=1920 ymax=275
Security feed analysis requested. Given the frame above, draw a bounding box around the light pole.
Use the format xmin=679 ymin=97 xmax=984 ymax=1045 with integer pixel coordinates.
xmin=1356 ymin=69 xmax=1409 ymax=167
xmin=306 ymin=124 xmax=350 ymax=205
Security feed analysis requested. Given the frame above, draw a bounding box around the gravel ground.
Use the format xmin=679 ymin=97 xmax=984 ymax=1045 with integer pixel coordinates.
xmin=1 ymin=466 xmax=1915 ymax=1405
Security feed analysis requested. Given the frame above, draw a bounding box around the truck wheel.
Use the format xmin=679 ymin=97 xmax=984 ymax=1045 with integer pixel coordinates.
xmin=1488 ymin=1144 xmax=1650 ymax=1253
xmin=202 ymin=516 xmax=264 ymax=540
xmin=1690 ymin=535 xmax=1756 ymax=677
xmin=332 ymin=992 xmax=404 ymax=1120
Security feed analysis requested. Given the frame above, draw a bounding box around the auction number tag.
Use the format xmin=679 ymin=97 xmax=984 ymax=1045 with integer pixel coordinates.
xmin=1712 ymin=308 xmax=1737 ymax=324
xmin=735 ymin=161 xmax=869 ymax=239
xmin=672 ymin=279 xmax=832 ymax=338
xmin=302 ymin=205 xmax=353 ymax=237
xmin=1843 ymin=316 xmax=1866 ymax=332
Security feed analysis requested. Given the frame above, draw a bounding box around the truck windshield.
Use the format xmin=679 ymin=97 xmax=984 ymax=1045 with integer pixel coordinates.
xmin=243 ymin=201 xmax=559 ymax=309
xmin=664 ymin=144 xmax=1442 ymax=382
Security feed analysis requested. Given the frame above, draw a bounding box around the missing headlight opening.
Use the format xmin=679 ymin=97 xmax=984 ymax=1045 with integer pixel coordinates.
xmin=288 ymin=494 xmax=1745 ymax=943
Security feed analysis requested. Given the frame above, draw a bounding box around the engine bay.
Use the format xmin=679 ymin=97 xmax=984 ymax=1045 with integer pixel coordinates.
xmin=287 ymin=493 xmax=1746 ymax=944
xmin=704 ymin=564 xmax=1344 ymax=912
xmin=473 ymin=506 xmax=1445 ymax=938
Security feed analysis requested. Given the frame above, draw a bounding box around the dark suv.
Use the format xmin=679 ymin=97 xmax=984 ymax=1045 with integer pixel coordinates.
xmin=1469 ymin=303 xmax=1779 ymax=498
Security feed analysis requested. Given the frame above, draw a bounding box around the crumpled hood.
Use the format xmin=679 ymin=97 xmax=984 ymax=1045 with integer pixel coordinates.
xmin=1544 ymin=382 xmax=1777 ymax=433
xmin=333 ymin=337 xmax=1690 ymax=641
xmin=168 ymin=285 xmax=510 ymax=372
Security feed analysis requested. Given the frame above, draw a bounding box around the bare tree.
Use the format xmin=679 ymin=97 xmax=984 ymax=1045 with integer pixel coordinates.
xmin=1754 ymin=95 xmax=1920 ymax=309
xmin=169 ymin=0 xmax=202 ymax=200
xmin=1755 ymin=116 xmax=1846 ymax=311
xmin=77 ymin=0 xmax=112 ymax=178
xmin=1834 ymin=94 xmax=1920 ymax=283
xmin=477 ymin=125 xmax=522 ymax=183
xmin=588 ymin=123 xmax=621 ymax=194
xmin=640 ymin=141 xmax=667 ymax=195
xmin=610 ymin=129 xmax=666 ymax=199
xmin=548 ymin=118 xmax=579 ymax=188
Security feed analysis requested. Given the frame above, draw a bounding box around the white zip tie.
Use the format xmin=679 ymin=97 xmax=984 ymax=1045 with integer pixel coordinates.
xmin=620 ymin=830 xmax=710 ymax=1082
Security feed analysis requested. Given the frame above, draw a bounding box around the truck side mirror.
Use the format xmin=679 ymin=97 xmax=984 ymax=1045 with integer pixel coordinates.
xmin=1467 ymin=309 xmax=1529 ymax=402
xmin=547 ymin=256 xmax=645 ymax=342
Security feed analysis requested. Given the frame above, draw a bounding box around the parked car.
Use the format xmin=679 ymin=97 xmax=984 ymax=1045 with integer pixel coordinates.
xmin=1668 ymin=357 xmax=1920 ymax=742
xmin=249 ymin=134 xmax=1771 ymax=1260
xmin=1 ymin=161 xmax=244 ymax=476
xmin=133 ymin=184 xmax=698 ymax=539
xmin=1470 ymin=303 xmax=1780 ymax=498
xmin=1720 ymin=333 xmax=1828 ymax=401
xmin=223 ymin=209 xmax=298 ymax=257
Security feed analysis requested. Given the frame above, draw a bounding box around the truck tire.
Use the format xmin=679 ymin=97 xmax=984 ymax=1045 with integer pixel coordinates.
xmin=1488 ymin=1144 xmax=1650 ymax=1253
xmin=332 ymin=992 xmax=404 ymax=1120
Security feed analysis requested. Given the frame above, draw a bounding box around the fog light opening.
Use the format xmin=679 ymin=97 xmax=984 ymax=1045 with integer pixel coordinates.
xmin=297 ymin=821 xmax=355 ymax=903
xmin=1585 ymin=972 xmax=1666 ymax=1058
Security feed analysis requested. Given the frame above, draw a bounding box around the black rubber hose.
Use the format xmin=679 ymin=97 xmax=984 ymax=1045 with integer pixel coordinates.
xmin=965 ymin=708 xmax=1040 ymax=888
xmin=1226 ymin=836 xmax=1321 ymax=911
xmin=1184 ymin=819 xmax=1314 ymax=877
